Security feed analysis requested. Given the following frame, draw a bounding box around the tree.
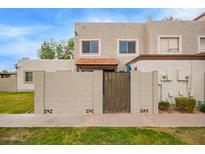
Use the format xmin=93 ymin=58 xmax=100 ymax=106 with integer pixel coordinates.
xmin=38 ymin=40 xmax=56 ymax=59
xmin=56 ymin=41 xmax=67 ymax=59
xmin=65 ymin=38 xmax=74 ymax=59
xmin=38 ymin=38 xmax=74 ymax=59
xmin=0 ymin=69 xmax=9 ymax=73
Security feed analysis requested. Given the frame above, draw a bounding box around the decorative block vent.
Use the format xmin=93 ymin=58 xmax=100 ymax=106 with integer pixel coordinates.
xmin=44 ymin=109 xmax=53 ymax=114
xmin=140 ymin=109 xmax=149 ymax=113
xmin=86 ymin=109 xmax=94 ymax=113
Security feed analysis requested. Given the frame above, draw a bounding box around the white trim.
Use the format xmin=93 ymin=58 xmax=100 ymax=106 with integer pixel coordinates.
xmin=157 ymin=35 xmax=182 ymax=54
xmin=79 ymin=39 xmax=101 ymax=56
xmin=117 ymin=39 xmax=139 ymax=56
xmin=198 ymin=35 xmax=205 ymax=53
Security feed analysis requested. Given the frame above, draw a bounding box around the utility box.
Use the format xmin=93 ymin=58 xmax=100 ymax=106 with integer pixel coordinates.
xmin=166 ymin=69 xmax=174 ymax=81
xmin=177 ymin=69 xmax=190 ymax=81
xmin=160 ymin=69 xmax=173 ymax=81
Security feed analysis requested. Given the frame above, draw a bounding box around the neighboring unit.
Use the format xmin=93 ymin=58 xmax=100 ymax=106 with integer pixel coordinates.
xmin=16 ymin=58 xmax=74 ymax=91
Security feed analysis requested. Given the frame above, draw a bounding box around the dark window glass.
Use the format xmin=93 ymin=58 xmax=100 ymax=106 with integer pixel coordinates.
xmin=90 ymin=41 xmax=98 ymax=53
xmin=25 ymin=72 xmax=33 ymax=82
xmin=119 ymin=41 xmax=136 ymax=53
xmin=82 ymin=41 xmax=90 ymax=53
xmin=82 ymin=41 xmax=98 ymax=53
xmin=128 ymin=41 xmax=136 ymax=53
xmin=119 ymin=41 xmax=127 ymax=53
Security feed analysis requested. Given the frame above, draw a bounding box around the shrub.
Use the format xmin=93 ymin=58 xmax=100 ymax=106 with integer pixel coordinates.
xmin=200 ymin=104 xmax=205 ymax=113
xmin=175 ymin=97 xmax=196 ymax=113
xmin=159 ymin=101 xmax=170 ymax=111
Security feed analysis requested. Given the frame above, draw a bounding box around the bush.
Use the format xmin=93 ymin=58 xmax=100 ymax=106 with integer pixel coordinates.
xmin=200 ymin=104 xmax=205 ymax=113
xmin=159 ymin=101 xmax=170 ymax=111
xmin=175 ymin=97 xmax=196 ymax=113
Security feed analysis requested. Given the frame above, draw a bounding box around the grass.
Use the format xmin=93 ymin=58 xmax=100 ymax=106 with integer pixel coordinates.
xmin=0 ymin=92 xmax=204 ymax=144
xmin=0 ymin=92 xmax=34 ymax=113
xmin=0 ymin=127 xmax=205 ymax=145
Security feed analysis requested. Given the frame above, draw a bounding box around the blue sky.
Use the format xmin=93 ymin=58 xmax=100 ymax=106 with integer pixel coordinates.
xmin=0 ymin=8 xmax=205 ymax=71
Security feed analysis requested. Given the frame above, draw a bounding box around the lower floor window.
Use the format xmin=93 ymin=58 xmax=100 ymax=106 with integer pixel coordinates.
xmin=25 ymin=72 xmax=33 ymax=83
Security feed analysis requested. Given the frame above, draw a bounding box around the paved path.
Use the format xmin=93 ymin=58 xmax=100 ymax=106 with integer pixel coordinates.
xmin=0 ymin=113 xmax=205 ymax=127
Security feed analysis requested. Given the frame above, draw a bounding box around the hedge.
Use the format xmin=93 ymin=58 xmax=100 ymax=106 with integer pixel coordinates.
xmin=200 ymin=104 xmax=205 ymax=113
xmin=175 ymin=97 xmax=196 ymax=113
xmin=159 ymin=101 xmax=170 ymax=111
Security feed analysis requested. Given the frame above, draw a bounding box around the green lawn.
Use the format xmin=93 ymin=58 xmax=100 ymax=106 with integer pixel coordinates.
xmin=0 ymin=92 xmax=34 ymax=113
xmin=0 ymin=127 xmax=205 ymax=144
xmin=0 ymin=92 xmax=204 ymax=144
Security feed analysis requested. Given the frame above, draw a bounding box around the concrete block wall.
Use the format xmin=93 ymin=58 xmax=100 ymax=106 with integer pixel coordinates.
xmin=0 ymin=77 xmax=17 ymax=92
xmin=34 ymin=71 xmax=45 ymax=114
xmin=93 ymin=70 xmax=103 ymax=114
xmin=131 ymin=71 xmax=159 ymax=114
xmin=34 ymin=70 xmax=103 ymax=115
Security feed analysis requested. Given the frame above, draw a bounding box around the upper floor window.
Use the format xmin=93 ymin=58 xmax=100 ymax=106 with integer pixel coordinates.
xmin=199 ymin=37 xmax=205 ymax=52
xmin=81 ymin=40 xmax=99 ymax=54
xmin=119 ymin=40 xmax=136 ymax=54
xmin=24 ymin=72 xmax=33 ymax=83
xmin=159 ymin=36 xmax=181 ymax=53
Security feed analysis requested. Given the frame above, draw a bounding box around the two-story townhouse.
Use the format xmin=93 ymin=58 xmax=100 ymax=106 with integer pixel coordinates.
xmin=75 ymin=18 xmax=205 ymax=102
xmin=75 ymin=18 xmax=205 ymax=72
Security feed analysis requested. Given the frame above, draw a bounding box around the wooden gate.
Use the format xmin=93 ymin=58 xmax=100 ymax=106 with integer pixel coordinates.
xmin=103 ymin=72 xmax=130 ymax=113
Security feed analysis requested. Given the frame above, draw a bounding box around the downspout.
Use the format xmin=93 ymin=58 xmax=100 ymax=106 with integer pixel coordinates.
xmin=43 ymin=71 xmax=45 ymax=113
xmin=190 ymin=60 xmax=193 ymax=92
xmin=188 ymin=60 xmax=193 ymax=97
xmin=159 ymin=79 xmax=163 ymax=101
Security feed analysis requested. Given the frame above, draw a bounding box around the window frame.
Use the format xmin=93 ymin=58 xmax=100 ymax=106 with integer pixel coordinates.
xmin=24 ymin=71 xmax=33 ymax=84
xmin=158 ymin=35 xmax=182 ymax=54
xmin=117 ymin=39 xmax=138 ymax=56
xmin=198 ymin=36 xmax=205 ymax=53
xmin=80 ymin=39 xmax=101 ymax=56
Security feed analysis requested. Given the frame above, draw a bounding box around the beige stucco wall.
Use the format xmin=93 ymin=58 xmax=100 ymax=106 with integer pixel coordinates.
xmin=75 ymin=23 xmax=145 ymax=71
xmin=35 ymin=70 xmax=159 ymax=115
xmin=131 ymin=71 xmax=158 ymax=114
xmin=131 ymin=60 xmax=205 ymax=103
xmin=0 ymin=77 xmax=17 ymax=92
xmin=17 ymin=59 xmax=74 ymax=91
xmin=75 ymin=21 xmax=205 ymax=70
xmin=34 ymin=71 xmax=103 ymax=115
xmin=146 ymin=20 xmax=205 ymax=54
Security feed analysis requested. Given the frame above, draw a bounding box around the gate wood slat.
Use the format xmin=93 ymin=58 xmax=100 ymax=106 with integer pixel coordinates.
xmin=103 ymin=72 xmax=130 ymax=113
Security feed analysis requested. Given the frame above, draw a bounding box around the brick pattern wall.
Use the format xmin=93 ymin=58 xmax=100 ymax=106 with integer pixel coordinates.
xmin=34 ymin=71 xmax=103 ymax=114
xmin=131 ymin=71 xmax=158 ymax=114
xmin=35 ymin=70 xmax=159 ymax=115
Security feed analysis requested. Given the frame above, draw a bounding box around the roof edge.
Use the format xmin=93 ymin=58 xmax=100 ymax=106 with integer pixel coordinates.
xmin=193 ymin=12 xmax=205 ymax=21
xmin=126 ymin=53 xmax=205 ymax=65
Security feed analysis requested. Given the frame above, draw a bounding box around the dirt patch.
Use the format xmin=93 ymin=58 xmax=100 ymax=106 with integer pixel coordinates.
xmin=159 ymin=104 xmax=205 ymax=114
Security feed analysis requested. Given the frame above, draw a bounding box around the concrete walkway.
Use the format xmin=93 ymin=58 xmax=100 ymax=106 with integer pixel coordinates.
xmin=0 ymin=113 xmax=205 ymax=127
